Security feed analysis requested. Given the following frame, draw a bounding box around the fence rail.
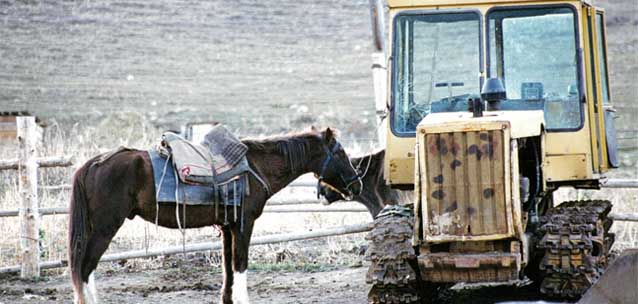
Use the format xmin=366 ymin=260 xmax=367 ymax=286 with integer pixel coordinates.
xmin=0 ymin=156 xmax=73 ymax=170
xmin=0 ymin=205 xmax=369 ymax=218
xmin=600 ymin=179 xmax=638 ymax=188
xmin=0 ymin=222 xmax=372 ymax=274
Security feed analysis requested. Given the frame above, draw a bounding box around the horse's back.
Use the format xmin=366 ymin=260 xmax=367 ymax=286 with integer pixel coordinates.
xmin=78 ymin=149 xmax=154 ymax=218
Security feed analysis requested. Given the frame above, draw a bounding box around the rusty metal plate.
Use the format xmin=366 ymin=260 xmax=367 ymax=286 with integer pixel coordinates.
xmin=423 ymin=129 xmax=510 ymax=239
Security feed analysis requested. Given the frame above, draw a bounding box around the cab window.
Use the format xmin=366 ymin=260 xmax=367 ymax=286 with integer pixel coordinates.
xmin=391 ymin=12 xmax=481 ymax=135
xmin=487 ymin=7 xmax=582 ymax=130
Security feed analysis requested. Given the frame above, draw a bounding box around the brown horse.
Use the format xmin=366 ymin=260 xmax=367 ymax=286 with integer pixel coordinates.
xmin=320 ymin=149 xmax=412 ymax=217
xmin=68 ymin=128 xmax=361 ymax=304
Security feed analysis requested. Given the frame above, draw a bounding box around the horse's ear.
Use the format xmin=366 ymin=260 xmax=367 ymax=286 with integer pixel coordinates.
xmin=324 ymin=127 xmax=334 ymax=141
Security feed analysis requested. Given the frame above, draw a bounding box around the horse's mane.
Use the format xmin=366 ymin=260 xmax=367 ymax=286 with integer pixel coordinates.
xmin=242 ymin=131 xmax=320 ymax=173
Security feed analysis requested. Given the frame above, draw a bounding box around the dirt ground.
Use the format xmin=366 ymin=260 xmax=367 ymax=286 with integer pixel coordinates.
xmin=0 ymin=258 xmax=557 ymax=304
xmin=1 ymin=263 xmax=368 ymax=304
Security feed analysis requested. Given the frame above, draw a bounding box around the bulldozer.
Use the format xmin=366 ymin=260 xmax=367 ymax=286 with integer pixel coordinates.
xmin=366 ymin=0 xmax=623 ymax=302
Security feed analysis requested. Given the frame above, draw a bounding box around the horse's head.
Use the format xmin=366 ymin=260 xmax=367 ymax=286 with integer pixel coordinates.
xmin=318 ymin=150 xmax=389 ymax=217
xmin=311 ymin=127 xmax=362 ymax=199
xmin=318 ymin=154 xmax=364 ymax=204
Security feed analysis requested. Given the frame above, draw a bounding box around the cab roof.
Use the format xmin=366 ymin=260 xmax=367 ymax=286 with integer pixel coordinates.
xmin=387 ymin=0 xmax=589 ymax=8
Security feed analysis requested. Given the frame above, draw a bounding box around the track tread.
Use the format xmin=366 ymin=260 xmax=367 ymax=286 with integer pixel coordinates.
xmin=536 ymin=199 xmax=615 ymax=299
xmin=366 ymin=206 xmax=419 ymax=304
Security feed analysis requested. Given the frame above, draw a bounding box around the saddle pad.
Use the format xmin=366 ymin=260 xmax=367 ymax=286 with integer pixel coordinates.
xmin=149 ymin=149 xmax=243 ymax=206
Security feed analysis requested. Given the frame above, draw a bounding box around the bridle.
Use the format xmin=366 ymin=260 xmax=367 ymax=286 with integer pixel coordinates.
xmin=316 ymin=141 xmax=362 ymax=199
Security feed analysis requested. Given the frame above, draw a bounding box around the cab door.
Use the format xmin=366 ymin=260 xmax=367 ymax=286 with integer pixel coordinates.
xmin=584 ymin=6 xmax=618 ymax=172
xmin=594 ymin=10 xmax=619 ymax=168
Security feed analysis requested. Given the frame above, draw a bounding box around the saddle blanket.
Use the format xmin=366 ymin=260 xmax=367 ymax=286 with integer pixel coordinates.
xmin=148 ymin=149 xmax=244 ymax=206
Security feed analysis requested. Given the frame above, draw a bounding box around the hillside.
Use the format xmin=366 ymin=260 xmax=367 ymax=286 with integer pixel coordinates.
xmin=0 ymin=0 xmax=635 ymax=138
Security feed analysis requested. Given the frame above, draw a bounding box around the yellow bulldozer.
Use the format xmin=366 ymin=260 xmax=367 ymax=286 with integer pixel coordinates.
xmin=365 ymin=0 xmax=625 ymax=302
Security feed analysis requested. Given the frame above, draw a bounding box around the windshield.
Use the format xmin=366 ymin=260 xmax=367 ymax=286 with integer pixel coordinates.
xmin=391 ymin=12 xmax=481 ymax=135
xmin=487 ymin=7 xmax=581 ymax=130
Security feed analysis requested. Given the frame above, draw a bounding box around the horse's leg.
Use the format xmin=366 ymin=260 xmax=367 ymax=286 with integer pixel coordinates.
xmin=220 ymin=225 xmax=234 ymax=304
xmin=85 ymin=224 xmax=124 ymax=303
xmin=71 ymin=200 xmax=128 ymax=304
xmin=231 ymin=219 xmax=255 ymax=304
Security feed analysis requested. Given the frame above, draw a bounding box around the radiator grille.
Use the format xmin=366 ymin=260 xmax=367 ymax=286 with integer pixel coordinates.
xmin=424 ymin=130 xmax=508 ymax=238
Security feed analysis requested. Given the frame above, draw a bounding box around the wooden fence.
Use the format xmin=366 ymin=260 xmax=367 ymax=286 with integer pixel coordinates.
xmin=1 ymin=116 xmax=637 ymax=278
xmin=0 ymin=117 xmax=73 ymax=279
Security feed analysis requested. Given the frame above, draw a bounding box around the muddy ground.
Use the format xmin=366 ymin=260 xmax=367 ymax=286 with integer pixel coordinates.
xmin=0 ymin=256 xmax=554 ymax=304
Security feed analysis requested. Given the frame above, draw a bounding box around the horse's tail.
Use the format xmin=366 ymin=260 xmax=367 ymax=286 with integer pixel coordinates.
xmin=68 ymin=164 xmax=90 ymax=301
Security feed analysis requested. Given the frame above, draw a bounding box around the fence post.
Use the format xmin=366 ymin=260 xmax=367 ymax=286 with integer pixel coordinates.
xmin=371 ymin=52 xmax=387 ymax=147
xmin=17 ymin=116 xmax=40 ymax=279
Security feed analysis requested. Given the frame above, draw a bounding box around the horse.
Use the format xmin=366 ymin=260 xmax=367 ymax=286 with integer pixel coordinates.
xmin=68 ymin=127 xmax=362 ymax=304
xmin=319 ymin=149 xmax=412 ymax=218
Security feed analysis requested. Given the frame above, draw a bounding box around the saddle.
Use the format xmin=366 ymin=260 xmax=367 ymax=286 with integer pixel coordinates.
xmin=158 ymin=125 xmax=250 ymax=185
xmin=148 ymin=125 xmax=267 ymax=206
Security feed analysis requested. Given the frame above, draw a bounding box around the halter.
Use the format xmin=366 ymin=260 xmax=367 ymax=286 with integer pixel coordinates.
xmin=316 ymin=141 xmax=361 ymax=199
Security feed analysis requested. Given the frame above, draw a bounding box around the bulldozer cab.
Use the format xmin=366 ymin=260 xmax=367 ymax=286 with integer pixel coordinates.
xmin=384 ymin=0 xmax=618 ymax=188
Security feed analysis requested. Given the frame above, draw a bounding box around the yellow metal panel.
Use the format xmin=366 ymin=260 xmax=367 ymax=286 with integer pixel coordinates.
xmin=544 ymin=154 xmax=589 ymax=181
xmin=544 ymin=133 xmax=594 ymax=180
xmin=581 ymin=5 xmax=598 ymax=173
xmin=388 ymin=156 xmax=415 ymax=185
xmin=590 ymin=8 xmax=608 ymax=172
xmin=417 ymin=111 xmax=543 ymax=139
xmin=385 ymin=117 xmax=417 ymax=185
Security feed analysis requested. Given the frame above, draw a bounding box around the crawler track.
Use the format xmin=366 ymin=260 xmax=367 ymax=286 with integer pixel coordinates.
xmin=365 ymin=206 xmax=419 ymax=304
xmin=536 ymin=200 xmax=615 ymax=299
